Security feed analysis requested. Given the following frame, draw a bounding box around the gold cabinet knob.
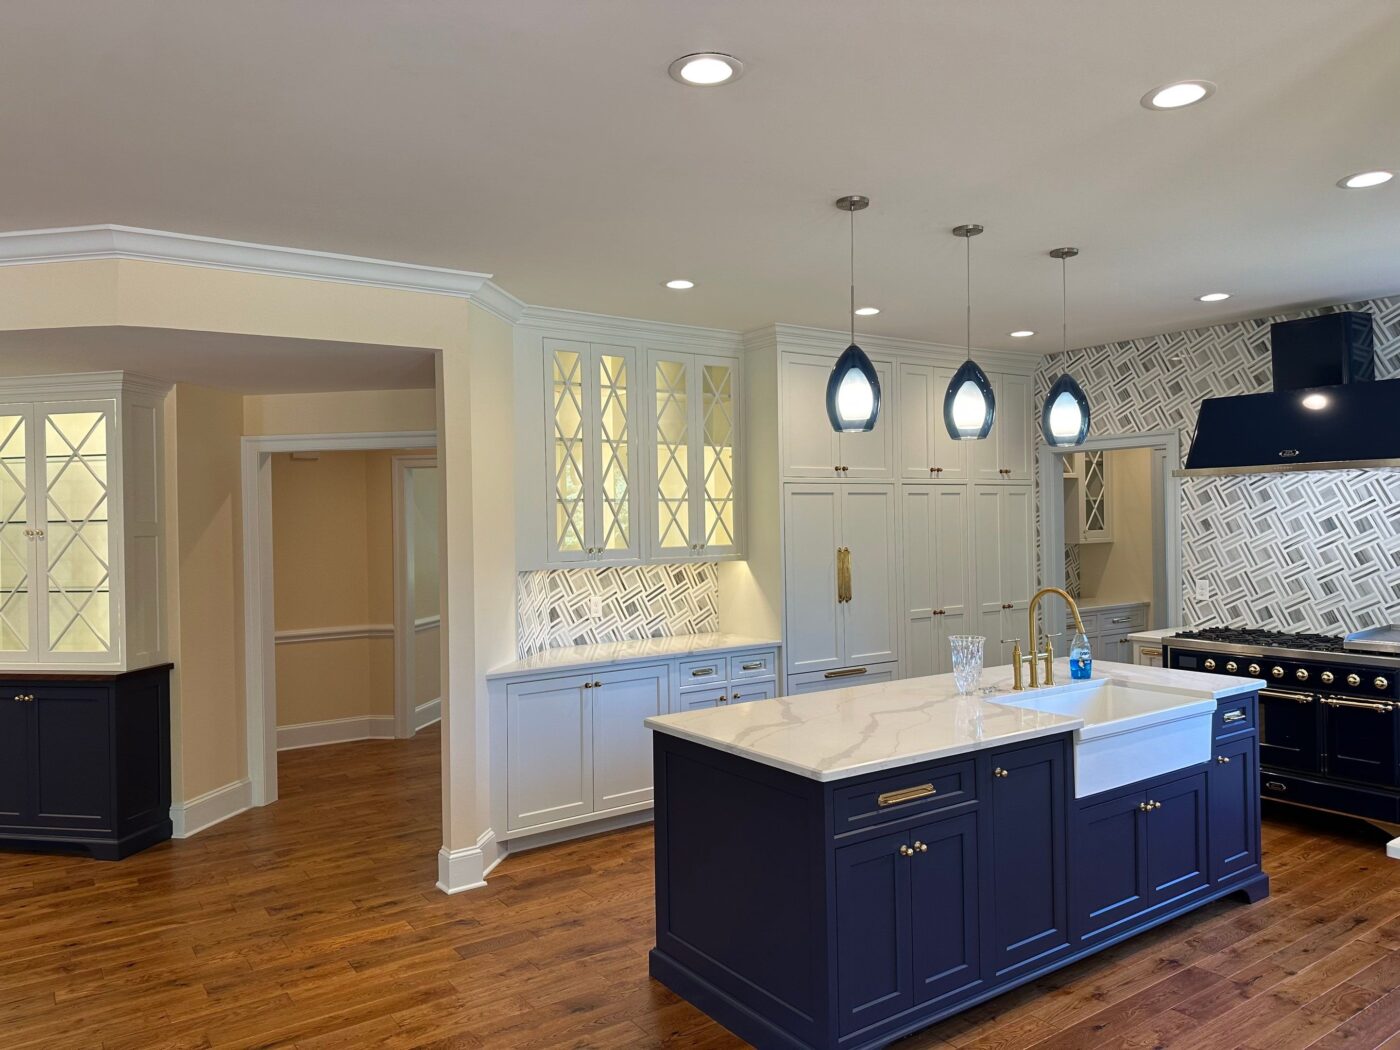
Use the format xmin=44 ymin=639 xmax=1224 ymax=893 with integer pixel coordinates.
xmin=1153 ymin=800 xmax=1163 ymax=809
xmin=1347 ymin=673 xmax=1361 ymax=688
xmin=1139 ymin=801 xmax=1152 ymax=812
xmin=913 ymin=841 xmax=929 ymax=853
xmin=993 ymin=767 xmax=1009 ymax=778
xmin=898 ymin=845 xmax=915 ymax=857
xmin=1216 ymin=755 xmax=1231 ymax=764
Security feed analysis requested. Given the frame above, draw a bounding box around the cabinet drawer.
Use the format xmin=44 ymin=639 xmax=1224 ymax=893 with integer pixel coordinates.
xmin=677 ymin=685 xmax=729 ymax=711
xmin=788 ymin=661 xmax=898 ymax=696
xmin=1076 ymin=611 xmax=1100 ymax=635
xmin=729 ymin=650 xmax=776 ymax=681
xmin=833 ymin=759 xmax=977 ymax=836
xmin=729 ymin=680 xmax=775 ymax=705
xmin=1099 ymin=630 xmax=1135 ymax=662
xmin=678 ymin=657 xmax=726 ymax=685
xmin=1098 ymin=606 xmax=1148 ymax=631
xmin=1214 ymin=693 xmax=1257 ymax=738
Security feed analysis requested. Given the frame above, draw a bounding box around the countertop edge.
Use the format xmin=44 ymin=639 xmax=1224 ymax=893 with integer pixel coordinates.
xmin=487 ymin=635 xmax=782 ymax=679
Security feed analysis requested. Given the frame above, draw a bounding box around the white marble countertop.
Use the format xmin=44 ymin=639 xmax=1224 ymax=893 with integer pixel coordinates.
xmin=646 ymin=659 xmax=1261 ymax=782
xmin=1127 ymin=627 xmax=1178 ymax=644
xmin=487 ymin=632 xmax=781 ymax=679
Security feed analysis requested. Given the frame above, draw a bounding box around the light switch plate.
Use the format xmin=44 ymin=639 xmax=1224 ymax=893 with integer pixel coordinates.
xmin=1193 ymin=582 xmax=1212 ymax=601
xmin=588 ymin=596 xmax=604 ymax=619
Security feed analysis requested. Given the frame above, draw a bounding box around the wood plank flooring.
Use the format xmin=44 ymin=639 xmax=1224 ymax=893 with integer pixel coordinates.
xmin=1 ymin=726 xmax=1397 ymax=1049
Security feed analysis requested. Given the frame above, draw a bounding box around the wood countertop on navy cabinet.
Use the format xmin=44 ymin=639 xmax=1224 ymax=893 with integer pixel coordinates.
xmin=647 ymin=660 xmax=1268 ymax=1050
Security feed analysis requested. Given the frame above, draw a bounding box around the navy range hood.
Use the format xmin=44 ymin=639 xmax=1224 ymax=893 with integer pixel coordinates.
xmin=1178 ymin=311 xmax=1400 ymax=476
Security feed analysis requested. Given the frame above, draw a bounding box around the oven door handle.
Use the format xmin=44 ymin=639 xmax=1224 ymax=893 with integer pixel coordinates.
xmin=1320 ymin=696 xmax=1396 ymax=713
xmin=1260 ymin=688 xmax=1314 ymax=704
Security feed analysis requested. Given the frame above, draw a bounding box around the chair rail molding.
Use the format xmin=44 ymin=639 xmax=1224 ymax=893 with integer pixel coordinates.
xmin=274 ymin=624 xmax=395 ymax=645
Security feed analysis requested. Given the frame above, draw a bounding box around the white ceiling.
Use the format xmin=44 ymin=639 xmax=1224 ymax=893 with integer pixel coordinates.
xmin=1 ymin=1 xmax=1398 ymax=350
xmin=0 ymin=327 xmax=435 ymax=393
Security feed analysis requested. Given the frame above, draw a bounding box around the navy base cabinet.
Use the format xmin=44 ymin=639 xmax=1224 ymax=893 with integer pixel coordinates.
xmin=651 ymin=695 xmax=1269 ymax=1050
xmin=0 ymin=665 xmax=172 ymax=860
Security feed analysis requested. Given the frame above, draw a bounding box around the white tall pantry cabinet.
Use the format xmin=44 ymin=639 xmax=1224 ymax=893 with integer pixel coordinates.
xmin=745 ymin=327 xmax=1039 ymax=691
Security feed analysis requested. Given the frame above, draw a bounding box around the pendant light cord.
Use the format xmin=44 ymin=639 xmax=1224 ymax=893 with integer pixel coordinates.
xmin=849 ymin=205 xmax=855 ymax=346
xmin=1061 ymin=254 xmax=1068 ymax=354
xmin=964 ymin=233 xmax=972 ymax=362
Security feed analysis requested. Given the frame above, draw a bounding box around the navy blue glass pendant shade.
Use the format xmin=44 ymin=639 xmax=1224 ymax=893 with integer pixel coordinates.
xmin=1042 ymin=372 xmax=1091 ymax=446
xmin=827 ymin=343 xmax=882 ymax=432
xmin=943 ymin=359 xmax=996 ymax=439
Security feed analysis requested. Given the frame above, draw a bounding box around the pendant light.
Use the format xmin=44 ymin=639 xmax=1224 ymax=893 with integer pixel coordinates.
xmin=943 ymin=224 xmax=996 ymax=440
xmin=1041 ymin=247 xmax=1092 ymax=447
xmin=826 ymin=195 xmax=881 ymax=432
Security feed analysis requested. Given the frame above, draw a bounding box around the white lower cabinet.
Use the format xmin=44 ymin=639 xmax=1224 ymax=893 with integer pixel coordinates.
xmin=782 ymin=483 xmax=898 ymax=676
xmin=903 ymin=484 xmax=972 ymax=677
xmin=787 ymin=662 xmax=899 ymax=695
xmin=505 ymin=672 xmax=596 ymax=832
xmin=591 ymin=665 xmax=668 ymax=812
xmin=972 ymin=484 xmax=1035 ymax=667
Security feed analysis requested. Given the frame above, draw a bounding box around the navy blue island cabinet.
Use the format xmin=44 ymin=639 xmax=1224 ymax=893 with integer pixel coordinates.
xmin=650 ymin=697 xmax=1268 ymax=1050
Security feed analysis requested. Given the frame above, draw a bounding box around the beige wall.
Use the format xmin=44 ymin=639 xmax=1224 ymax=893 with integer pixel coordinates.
xmin=163 ymin=383 xmax=246 ymax=802
xmin=271 ymin=450 xmax=422 ymax=728
xmin=1078 ymin=447 xmax=1156 ymax=613
xmin=410 ymin=465 xmax=441 ymax=710
xmin=244 ymin=389 xmax=436 ymax=436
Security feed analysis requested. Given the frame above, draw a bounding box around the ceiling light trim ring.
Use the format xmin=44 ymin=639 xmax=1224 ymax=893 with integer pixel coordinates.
xmin=668 ymin=53 xmax=745 ymax=86
xmin=1140 ymin=79 xmax=1216 ymax=110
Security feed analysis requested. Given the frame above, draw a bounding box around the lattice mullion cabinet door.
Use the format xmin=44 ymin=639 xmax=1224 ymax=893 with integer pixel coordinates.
xmin=691 ymin=355 xmax=740 ymax=559
xmin=543 ymin=339 xmax=596 ymax=564
xmin=0 ymin=404 xmax=39 ymax=662
xmin=646 ymin=350 xmax=699 ymax=562
xmin=36 ymin=400 xmax=118 ymax=664
xmin=589 ymin=343 xmax=642 ymax=564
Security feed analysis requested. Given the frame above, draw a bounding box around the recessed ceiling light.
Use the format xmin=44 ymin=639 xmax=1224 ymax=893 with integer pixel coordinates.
xmin=854 ymin=306 xmax=880 ymax=316
xmin=668 ymin=53 xmax=744 ymax=86
xmin=1338 ymin=170 xmax=1393 ymax=189
xmin=1141 ymin=80 xmax=1216 ymax=110
xmin=1301 ymin=393 xmax=1330 ymax=411
xmin=1197 ymin=292 xmax=1231 ymax=302
xmin=1009 ymin=330 xmax=1035 ymax=338
xmin=664 ymin=279 xmax=695 ymax=290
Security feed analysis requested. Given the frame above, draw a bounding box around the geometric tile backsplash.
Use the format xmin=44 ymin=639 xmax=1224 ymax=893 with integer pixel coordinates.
xmin=1036 ymin=294 xmax=1400 ymax=634
xmin=517 ymin=563 xmax=719 ymax=656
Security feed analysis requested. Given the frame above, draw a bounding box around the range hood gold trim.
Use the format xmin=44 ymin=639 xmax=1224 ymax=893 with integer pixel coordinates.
xmin=1174 ymin=458 xmax=1400 ymax=478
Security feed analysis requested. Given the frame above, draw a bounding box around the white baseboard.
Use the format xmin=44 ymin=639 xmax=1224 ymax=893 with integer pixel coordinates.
xmin=436 ymin=828 xmax=500 ymax=894
xmin=278 ymin=715 xmax=396 ymax=751
xmin=413 ymin=697 xmax=441 ymax=731
xmin=171 ymin=778 xmax=252 ymax=838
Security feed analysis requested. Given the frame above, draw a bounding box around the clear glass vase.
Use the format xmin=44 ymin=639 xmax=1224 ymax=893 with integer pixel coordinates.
xmin=949 ymin=635 xmax=986 ymax=695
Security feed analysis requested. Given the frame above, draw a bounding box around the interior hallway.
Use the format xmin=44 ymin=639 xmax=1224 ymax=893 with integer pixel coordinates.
xmin=1 ymin=728 xmax=1396 ymax=1049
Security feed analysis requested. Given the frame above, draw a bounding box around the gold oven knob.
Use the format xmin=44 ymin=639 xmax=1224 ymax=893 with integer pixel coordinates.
xmin=1295 ymin=668 xmax=1309 ymax=682
xmin=1248 ymin=664 xmax=1261 ymax=676
xmin=1204 ymin=659 xmax=1216 ymax=671
xmin=1271 ymin=666 xmax=1284 ymax=679
xmin=1347 ymin=673 xmax=1361 ymax=688
xmin=1225 ymin=661 xmax=1238 ymax=673
xmin=1320 ymin=671 xmax=1335 ymax=685
xmin=1375 ymin=676 xmax=1390 ymax=691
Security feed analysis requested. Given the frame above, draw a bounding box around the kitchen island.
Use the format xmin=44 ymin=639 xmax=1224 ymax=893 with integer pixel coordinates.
xmin=646 ymin=660 xmax=1268 ymax=1050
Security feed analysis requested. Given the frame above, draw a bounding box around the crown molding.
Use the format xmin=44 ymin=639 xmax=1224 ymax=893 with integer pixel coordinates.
xmin=767 ymin=322 xmax=1043 ymax=373
xmin=0 ymin=369 xmax=171 ymax=399
xmin=516 ymin=303 xmax=742 ymax=352
xmin=468 ymin=279 xmax=527 ymax=325
xmin=0 ymin=224 xmax=498 ymax=300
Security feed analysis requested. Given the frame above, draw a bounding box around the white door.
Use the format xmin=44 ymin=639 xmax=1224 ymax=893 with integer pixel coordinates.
xmin=506 ymin=674 xmax=593 ymax=831
xmin=782 ymin=484 xmax=843 ymax=674
xmin=780 ymin=354 xmax=840 ymax=479
xmin=897 ymin=362 xmax=936 ymax=481
xmin=648 ymin=352 xmax=698 ymax=560
xmin=1001 ymin=485 xmax=1035 ymax=649
xmin=592 ymin=664 xmax=666 ymax=812
xmin=968 ymin=373 xmax=1005 ymax=483
xmin=838 ymin=358 xmax=895 ymax=480
xmin=841 ymin=484 xmax=898 ymax=666
xmin=997 ymin=373 xmax=1032 ymax=481
xmin=904 ymin=484 xmax=971 ymax=677
xmin=544 ymin=339 xmax=594 ymax=564
xmin=589 ymin=344 xmax=641 ymax=563
xmin=36 ymin=401 xmax=117 ymax=664
xmin=973 ymin=485 xmax=1011 ymax=665
xmin=728 ymin=679 xmax=776 ymax=704
xmin=930 ymin=364 xmax=969 ymax=481
xmin=0 ymin=405 xmax=37 ymax=662
xmin=693 ymin=355 xmax=740 ymax=557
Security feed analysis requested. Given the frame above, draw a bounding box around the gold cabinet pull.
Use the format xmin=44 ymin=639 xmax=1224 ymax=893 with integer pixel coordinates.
xmin=993 ymin=767 xmax=1009 ymax=778
xmin=1216 ymin=755 xmax=1231 ymax=764
xmin=835 ymin=547 xmax=852 ymax=604
xmin=877 ymin=783 xmax=936 ymax=808
xmin=913 ymin=841 xmax=929 ymax=853
xmin=1259 ymin=690 xmax=1310 ymax=704
xmin=823 ymin=666 xmax=868 ymax=680
xmin=898 ymin=844 xmax=915 ymax=857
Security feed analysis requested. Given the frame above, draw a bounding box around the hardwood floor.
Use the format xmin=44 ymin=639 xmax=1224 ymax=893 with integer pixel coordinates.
xmin=2 ymin=727 xmax=1397 ymax=1049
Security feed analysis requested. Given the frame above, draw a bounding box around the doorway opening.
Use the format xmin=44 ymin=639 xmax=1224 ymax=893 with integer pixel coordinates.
xmin=1037 ymin=431 xmax=1182 ymax=653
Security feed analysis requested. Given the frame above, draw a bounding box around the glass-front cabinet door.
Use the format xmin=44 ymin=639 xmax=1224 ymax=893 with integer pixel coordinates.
xmin=646 ymin=352 xmax=740 ymax=561
xmin=545 ymin=340 xmax=640 ymax=565
xmin=0 ymin=401 xmax=117 ymax=663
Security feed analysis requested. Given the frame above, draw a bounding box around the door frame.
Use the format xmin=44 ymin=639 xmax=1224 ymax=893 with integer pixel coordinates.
xmin=392 ymin=453 xmax=439 ymax=739
xmin=241 ymin=430 xmax=436 ymax=807
xmin=1036 ymin=430 xmax=1182 ymax=635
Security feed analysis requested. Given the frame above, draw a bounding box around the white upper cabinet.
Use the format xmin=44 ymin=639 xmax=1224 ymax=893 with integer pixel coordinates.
xmin=646 ymin=351 xmax=741 ymax=561
xmin=781 ymin=482 xmax=897 ymax=675
xmin=969 ymin=372 xmax=1032 ymax=483
xmin=898 ymin=362 xmax=969 ymax=481
xmin=1065 ymin=450 xmax=1113 ymax=544
xmin=902 ymin=484 xmax=972 ymax=677
xmin=781 ymin=352 xmax=894 ymax=481
xmin=545 ymin=339 xmax=642 ymax=565
xmin=0 ymin=375 xmax=165 ymax=671
xmin=972 ymin=483 xmax=1035 ymax=667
